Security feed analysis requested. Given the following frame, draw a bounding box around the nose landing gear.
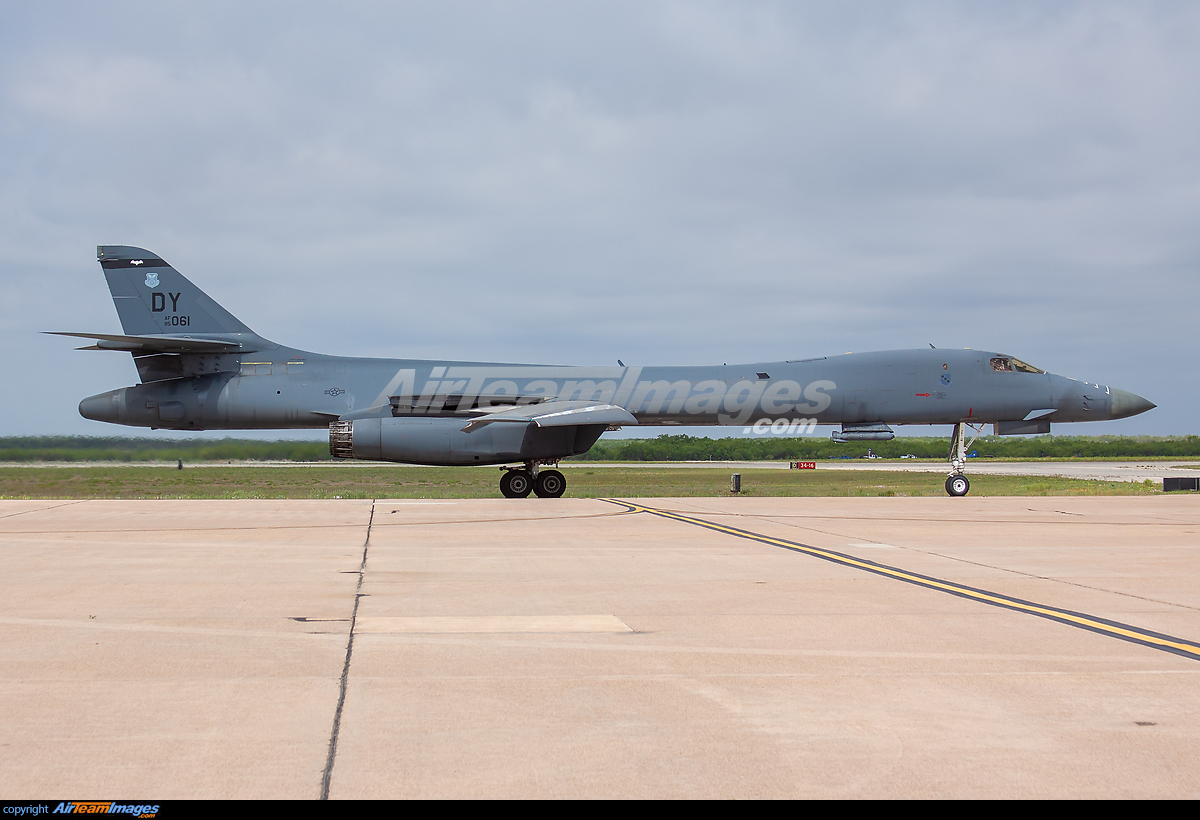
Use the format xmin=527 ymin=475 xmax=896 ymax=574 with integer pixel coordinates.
xmin=946 ymin=421 xmax=983 ymax=497
xmin=499 ymin=462 xmax=567 ymax=498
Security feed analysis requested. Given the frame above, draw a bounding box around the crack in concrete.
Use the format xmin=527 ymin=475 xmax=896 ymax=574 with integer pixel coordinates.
xmin=320 ymin=499 xmax=374 ymax=800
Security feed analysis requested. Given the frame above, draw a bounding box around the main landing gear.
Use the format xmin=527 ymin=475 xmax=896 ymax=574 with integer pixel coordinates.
xmin=499 ymin=462 xmax=566 ymax=499
xmin=945 ymin=421 xmax=984 ymax=497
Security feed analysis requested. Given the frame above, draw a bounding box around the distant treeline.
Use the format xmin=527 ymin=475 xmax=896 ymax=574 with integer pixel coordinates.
xmin=2 ymin=434 xmax=1199 ymax=463
xmin=0 ymin=437 xmax=331 ymax=463
xmin=575 ymin=434 xmax=1200 ymax=461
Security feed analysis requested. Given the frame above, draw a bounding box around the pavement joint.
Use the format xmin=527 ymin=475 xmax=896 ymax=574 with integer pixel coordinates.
xmin=0 ymin=499 xmax=86 ymax=520
xmin=320 ymin=499 xmax=375 ymax=800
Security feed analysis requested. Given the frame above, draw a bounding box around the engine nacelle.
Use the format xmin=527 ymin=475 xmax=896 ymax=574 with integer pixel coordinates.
xmin=328 ymin=417 xmax=606 ymax=466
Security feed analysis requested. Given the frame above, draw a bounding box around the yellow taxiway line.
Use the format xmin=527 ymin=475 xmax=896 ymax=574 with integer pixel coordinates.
xmin=602 ymin=499 xmax=1200 ymax=662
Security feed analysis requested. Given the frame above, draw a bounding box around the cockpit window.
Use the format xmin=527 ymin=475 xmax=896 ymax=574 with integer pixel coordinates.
xmin=1010 ymin=357 xmax=1044 ymax=374
xmin=992 ymin=356 xmax=1045 ymax=374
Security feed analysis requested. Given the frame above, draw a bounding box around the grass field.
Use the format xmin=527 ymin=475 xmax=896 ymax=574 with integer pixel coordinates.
xmin=0 ymin=464 xmax=1160 ymax=499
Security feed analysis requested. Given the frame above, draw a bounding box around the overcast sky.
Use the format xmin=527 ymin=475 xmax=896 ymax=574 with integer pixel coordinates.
xmin=1 ymin=2 xmax=1196 ymax=440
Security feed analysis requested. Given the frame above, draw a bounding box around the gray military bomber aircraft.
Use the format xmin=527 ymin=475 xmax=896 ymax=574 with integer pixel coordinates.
xmin=55 ymin=246 xmax=1155 ymax=498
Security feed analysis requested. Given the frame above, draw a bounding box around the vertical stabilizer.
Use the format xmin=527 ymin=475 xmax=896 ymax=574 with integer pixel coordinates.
xmin=97 ymin=245 xmax=253 ymax=336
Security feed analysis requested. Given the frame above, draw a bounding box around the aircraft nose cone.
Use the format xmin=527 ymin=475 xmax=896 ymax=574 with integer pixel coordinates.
xmin=1110 ymin=388 xmax=1155 ymax=419
xmin=79 ymin=391 xmax=121 ymax=423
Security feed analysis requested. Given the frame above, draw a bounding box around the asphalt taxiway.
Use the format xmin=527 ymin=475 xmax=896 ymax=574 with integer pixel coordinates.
xmin=2 ymin=496 xmax=1199 ymax=798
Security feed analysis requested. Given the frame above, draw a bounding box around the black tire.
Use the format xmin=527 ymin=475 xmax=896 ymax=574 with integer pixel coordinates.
xmin=500 ymin=470 xmax=534 ymax=498
xmin=945 ymin=474 xmax=970 ymax=497
xmin=534 ymin=469 xmax=567 ymax=498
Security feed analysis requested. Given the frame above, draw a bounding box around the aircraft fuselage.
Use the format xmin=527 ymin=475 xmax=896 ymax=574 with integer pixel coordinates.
xmin=79 ymin=345 xmax=1145 ymax=433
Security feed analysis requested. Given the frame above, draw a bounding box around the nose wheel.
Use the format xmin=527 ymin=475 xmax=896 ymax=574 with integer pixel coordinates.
xmin=945 ymin=474 xmax=970 ymax=497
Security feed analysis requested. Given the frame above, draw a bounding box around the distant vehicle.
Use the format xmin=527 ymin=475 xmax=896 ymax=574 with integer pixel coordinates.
xmin=57 ymin=245 xmax=1156 ymax=498
xmin=968 ymin=451 xmax=978 ymax=458
xmin=900 ymin=454 xmax=917 ymax=459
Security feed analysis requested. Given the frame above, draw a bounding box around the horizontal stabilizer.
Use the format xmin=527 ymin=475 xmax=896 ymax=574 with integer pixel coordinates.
xmin=44 ymin=331 xmax=249 ymax=353
xmin=462 ymin=401 xmax=637 ymax=433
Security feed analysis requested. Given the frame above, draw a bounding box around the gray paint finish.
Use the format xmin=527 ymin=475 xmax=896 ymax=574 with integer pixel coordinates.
xmin=59 ymin=247 xmax=1154 ymax=471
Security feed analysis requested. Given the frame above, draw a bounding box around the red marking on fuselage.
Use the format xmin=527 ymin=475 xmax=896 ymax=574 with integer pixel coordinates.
xmin=916 ymin=393 xmax=930 ymax=397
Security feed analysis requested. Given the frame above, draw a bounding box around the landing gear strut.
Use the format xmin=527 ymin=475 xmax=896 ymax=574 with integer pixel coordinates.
xmin=946 ymin=421 xmax=983 ymax=497
xmin=499 ymin=462 xmax=566 ymax=499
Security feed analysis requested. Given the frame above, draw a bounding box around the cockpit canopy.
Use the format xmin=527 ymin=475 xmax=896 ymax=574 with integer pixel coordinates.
xmin=990 ymin=356 xmax=1045 ymax=374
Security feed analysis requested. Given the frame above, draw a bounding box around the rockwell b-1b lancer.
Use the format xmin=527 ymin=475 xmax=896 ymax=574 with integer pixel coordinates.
xmin=54 ymin=246 xmax=1155 ymax=497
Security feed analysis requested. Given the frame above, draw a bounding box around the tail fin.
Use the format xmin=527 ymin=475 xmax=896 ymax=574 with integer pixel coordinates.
xmin=97 ymin=245 xmax=253 ymax=336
